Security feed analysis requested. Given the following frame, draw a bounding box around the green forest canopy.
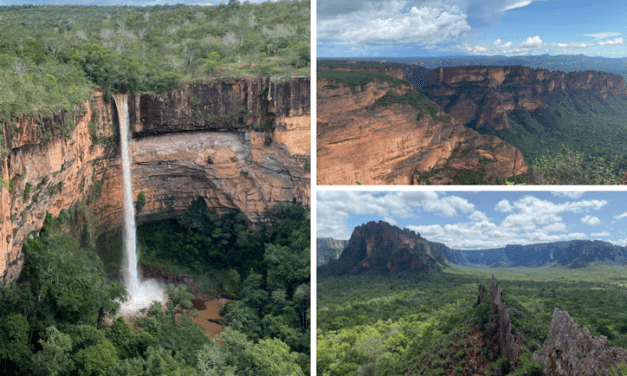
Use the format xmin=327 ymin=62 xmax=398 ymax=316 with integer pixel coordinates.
xmin=0 ymin=1 xmax=310 ymax=123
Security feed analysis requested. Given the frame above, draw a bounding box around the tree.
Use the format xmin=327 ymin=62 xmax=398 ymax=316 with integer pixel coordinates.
xmin=32 ymin=326 xmax=75 ymax=376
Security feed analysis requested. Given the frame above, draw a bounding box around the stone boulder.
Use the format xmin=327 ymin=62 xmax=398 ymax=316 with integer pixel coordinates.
xmin=532 ymin=308 xmax=627 ymax=376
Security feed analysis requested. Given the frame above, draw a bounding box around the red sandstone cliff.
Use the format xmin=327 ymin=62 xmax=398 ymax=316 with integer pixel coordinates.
xmin=420 ymin=66 xmax=627 ymax=131
xmin=0 ymin=77 xmax=310 ymax=283
xmin=317 ymin=77 xmax=527 ymax=185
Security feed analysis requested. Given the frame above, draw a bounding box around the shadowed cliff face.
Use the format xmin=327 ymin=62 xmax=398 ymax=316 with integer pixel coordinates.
xmin=317 ymin=237 xmax=348 ymax=266
xmin=318 ymin=221 xmax=442 ymax=277
xmin=0 ymin=78 xmax=310 ymax=283
xmin=317 ymin=78 xmax=527 ymax=185
xmin=420 ymin=66 xmax=627 ymax=131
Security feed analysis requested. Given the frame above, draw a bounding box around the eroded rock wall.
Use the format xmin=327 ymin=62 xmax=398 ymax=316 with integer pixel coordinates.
xmin=0 ymin=77 xmax=310 ymax=283
xmin=489 ymin=278 xmax=518 ymax=364
xmin=532 ymin=309 xmax=627 ymax=376
xmin=317 ymin=79 xmax=527 ymax=185
xmin=420 ymin=66 xmax=627 ymax=131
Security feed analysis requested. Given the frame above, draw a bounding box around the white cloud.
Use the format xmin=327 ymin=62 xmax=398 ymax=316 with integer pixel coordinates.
xmin=520 ymin=35 xmax=544 ymax=48
xmin=598 ymin=37 xmax=624 ymax=46
xmin=316 ymin=191 xmax=475 ymax=239
xmin=551 ymin=191 xmax=586 ymax=199
xmin=591 ymin=231 xmax=611 ymax=237
xmin=581 ymin=215 xmax=601 ymax=226
xmin=551 ymin=191 xmax=585 ymax=199
xmin=469 ymin=211 xmax=488 ymax=221
xmin=495 ymin=199 xmax=513 ymax=212
xmin=503 ymin=1 xmax=532 ymax=11
xmin=318 ymin=0 xmax=471 ymax=46
xmin=585 ymin=32 xmax=621 ymax=40
xmin=614 ymin=212 xmax=627 ymax=221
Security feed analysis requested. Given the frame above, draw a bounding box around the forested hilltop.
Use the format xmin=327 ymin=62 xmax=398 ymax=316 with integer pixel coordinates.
xmin=0 ymin=1 xmax=310 ymax=123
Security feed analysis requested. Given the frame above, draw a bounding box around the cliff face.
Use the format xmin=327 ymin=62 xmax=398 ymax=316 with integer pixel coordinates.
xmin=317 ymin=237 xmax=348 ymax=266
xmin=420 ymin=66 xmax=627 ymax=131
xmin=317 ymin=78 xmax=527 ymax=185
xmin=532 ymin=309 xmax=627 ymax=376
xmin=0 ymin=77 xmax=310 ymax=284
xmin=318 ymin=221 xmax=442 ymax=276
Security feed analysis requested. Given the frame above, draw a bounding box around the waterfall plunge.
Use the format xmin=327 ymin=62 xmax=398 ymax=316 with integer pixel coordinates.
xmin=113 ymin=94 xmax=164 ymax=313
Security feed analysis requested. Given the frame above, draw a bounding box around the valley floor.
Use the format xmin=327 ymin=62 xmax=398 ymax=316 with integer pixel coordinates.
xmin=317 ymin=265 xmax=627 ymax=375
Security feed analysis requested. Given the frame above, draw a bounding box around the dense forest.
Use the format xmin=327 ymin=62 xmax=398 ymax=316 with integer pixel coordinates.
xmin=0 ymin=1 xmax=310 ymax=125
xmin=0 ymin=199 xmax=310 ymax=375
xmin=318 ymin=266 xmax=627 ymax=375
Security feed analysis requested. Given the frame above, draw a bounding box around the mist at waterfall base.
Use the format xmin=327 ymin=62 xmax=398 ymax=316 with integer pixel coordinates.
xmin=114 ymin=94 xmax=165 ymax=314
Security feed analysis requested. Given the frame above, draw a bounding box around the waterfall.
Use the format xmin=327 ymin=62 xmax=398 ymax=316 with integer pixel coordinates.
xmin=113 ymin=94 xmax=164 ymax=312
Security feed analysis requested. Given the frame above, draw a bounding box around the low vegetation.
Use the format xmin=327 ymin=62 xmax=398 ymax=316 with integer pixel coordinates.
xmin=0 ymin=1 xmax=310 ymax=124
xmin=318 ymin=264 xmax=627 ymax=375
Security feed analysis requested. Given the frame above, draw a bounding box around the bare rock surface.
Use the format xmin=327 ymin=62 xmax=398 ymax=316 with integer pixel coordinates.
xmin=532 ymin=308 xmax=627 ymax=376
xmin=317 ymin=78 xmax=527 ymax=185
xmin=488 ymin=277 xmax=518 ymax=364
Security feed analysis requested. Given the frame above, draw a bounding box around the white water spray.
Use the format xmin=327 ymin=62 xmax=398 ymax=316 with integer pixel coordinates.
xmin=113 ymin=94 xmax=164 ymax=313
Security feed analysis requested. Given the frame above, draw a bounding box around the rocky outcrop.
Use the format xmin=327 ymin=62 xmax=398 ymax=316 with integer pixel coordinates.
xmin=317 ymin=78 xmax=527 ymax=185
xmin=488 ymin=278 xmax=518 ymax=364
xmin=318 ymin=60 xmax=432 ymax=87
xmin=317 ymin=237 xmax=348 ymax=266
xmin=318 ymin=221 xmax=442 ymax=277
xmin=532 ymin=309 xmax=627 ymax=376
xmin=420 ymin=66 xmax=627 ymax=131
xmin=0 ymin=77 xmax=310 ymax=284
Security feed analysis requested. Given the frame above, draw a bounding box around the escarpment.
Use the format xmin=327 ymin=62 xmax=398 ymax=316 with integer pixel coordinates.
xmin=0 ymin=77 xmax=310 ymax=283
xmin=420 ymin=66 xmax=627 ymax=131
xmin=317 ymin=77 xmax=527 ymax=185
xmin=318 ymin=221 xmax=442 ymax=277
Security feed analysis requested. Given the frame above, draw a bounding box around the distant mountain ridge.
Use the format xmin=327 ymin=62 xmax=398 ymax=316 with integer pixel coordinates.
xmin=462 ymin=240 xmax=627 ymax=269
xmin=320 ymin=55 xmax=627 ymax=75
xmin=317 ymin=222 xmax=627 ymax=273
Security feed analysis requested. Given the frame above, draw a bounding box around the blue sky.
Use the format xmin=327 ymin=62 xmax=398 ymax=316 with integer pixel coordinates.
xmin=318 ymin=0 xmax=627 ymax=58
xmin=317 ymin=190 xmax=627 ymax=250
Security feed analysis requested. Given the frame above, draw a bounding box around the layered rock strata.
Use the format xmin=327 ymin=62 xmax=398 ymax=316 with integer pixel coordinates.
xmin=532 ymin=309 xmax=627 ymax=376
xmin=420 ymin=66 xmax=627 ymax=131
xmin=0 ymin=77 xmax=310 ymax=283
xmin=317 ymin=78 xmax=527 ymax=185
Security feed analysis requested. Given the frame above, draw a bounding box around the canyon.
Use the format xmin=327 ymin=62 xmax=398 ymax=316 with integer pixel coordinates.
xmin=0 ymin=77 xmax=310 ymax=283
xmin=317 ymin=76 xmax=527 ymax=185
xmin=419 ymin=65 xmax=627 ymax=131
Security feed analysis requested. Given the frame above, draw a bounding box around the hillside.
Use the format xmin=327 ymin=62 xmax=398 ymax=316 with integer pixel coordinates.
xmin=318 ymin=221 xmax=443 ymax=277
xmin=317 ymin=69 xmax=528 ymax=185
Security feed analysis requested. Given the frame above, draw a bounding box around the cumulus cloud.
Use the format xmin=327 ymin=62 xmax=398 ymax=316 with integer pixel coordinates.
xmin=552 ymin=191 xmax=584 ymax=199
xmin=495 ymin=199 xmax=513 ymax=212
xmin=409 ymin=195 xmax=607 ymax=249
xmin=598 ymin=38 xmax=624 ymax=46
xmin=316 ymin=191 xmax=474 ymax=239
xmin=469 ymin=211 xmax=488 ymax=221
xmin=520 ymin=35 xmax=544 ymax=48
xmin=318 ymin=0 xmax=470 ymax=46
xmin=581 ymin=215 xmax=601 ymax=226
